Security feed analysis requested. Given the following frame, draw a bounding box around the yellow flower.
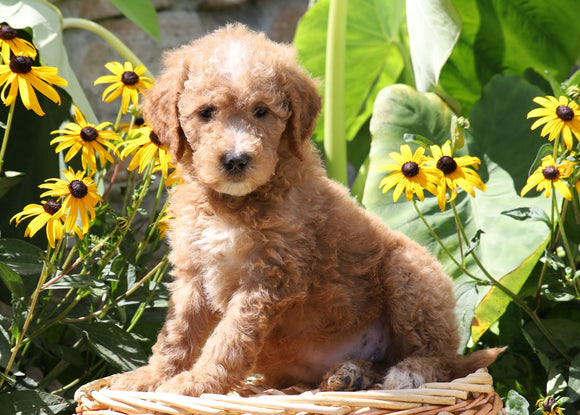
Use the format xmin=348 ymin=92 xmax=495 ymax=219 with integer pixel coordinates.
xmin=39 ymin=168 xmax=102 ymax=234
xmin=157 ymin=210 xmax=173 ymax=239
xmin=155 ymin=164 xmax=181 ymax=187
xmin=51 ymin=106 xmax=119 ymax=172
xmin=426 ymin=141 xmax=487 ymax=211
xmin=536 ymin=396 xmax=563 ymax=415
xmin=0 ymin=54 xmax=67 ymax=116
xmin=0 ymin=23 xmax=37 ymax=63
xmin=528 ymin=95 xmax=580 ymax=150
xmin=10 ymin=200 xmax=81 ymax=248
xmin=378 ymin=144 xmax=440 ymax=202
xmin=521 ymin=155 xmax=575 ymax=200
xmin=120 ymin=126 xmax=171 ymax=177
xmin=94 ymin=61 xmax=153 ymax=113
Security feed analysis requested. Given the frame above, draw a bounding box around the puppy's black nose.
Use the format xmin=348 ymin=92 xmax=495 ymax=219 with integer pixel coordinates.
xmin=222 ymin=152 xmax=251 ymax=173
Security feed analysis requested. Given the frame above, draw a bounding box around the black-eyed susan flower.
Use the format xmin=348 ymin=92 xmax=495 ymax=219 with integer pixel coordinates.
xmin=521 ymin=155 xmax=575 ymax=200
xmin=157 ymin=210 xmax=173 ymax=239
xmin=10 ymin=200 xmax=77 ymax=248
xmin=39 ymin=168 xmax=102 ymax=234
xmin=378 ymin=144 xmax=440 ymax=202
xmin=528 ymin=95 xmax=580 ymax=150
xmin=120 ymin=126 xmax=171 ymax=177
xmin=153 ymin=159 xmax=180 ymax=187
xmin=426 ymin=141 xmax=487 ymax=211
xmin=0 ymin=23 xmax=37 ymax=63
xmin=536 ymin=396 xmax=564 ymax=415
xmin=0 ymin=54 xmax=67 ymax=116
xmin=50 ymin=106 xmax=119 ymax=172
xmin=94 ymin=61 xmax=153 ymax=113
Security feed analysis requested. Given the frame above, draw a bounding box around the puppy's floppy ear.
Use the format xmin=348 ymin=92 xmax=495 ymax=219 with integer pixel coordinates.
xmin=282 ymin=65 xmax=322 ymax=159
xmin=141 ymin=47 xmax=190 ymax=162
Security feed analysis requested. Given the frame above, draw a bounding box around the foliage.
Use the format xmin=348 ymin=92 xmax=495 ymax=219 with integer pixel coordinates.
xmin=0 ymin=1 xmax=168 ymax=413
xmin=1 ymin=0 xmax=580 ymax=413
xmin=296 ymin=0 xmax=580 ymax=411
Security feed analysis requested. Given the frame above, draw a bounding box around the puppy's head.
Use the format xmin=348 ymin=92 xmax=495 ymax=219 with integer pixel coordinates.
xmin=142 ymin=24 xmax=321 ymax=197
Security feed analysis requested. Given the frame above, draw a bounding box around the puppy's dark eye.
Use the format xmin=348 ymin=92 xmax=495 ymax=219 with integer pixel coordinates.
xmin=253 ymin=106 xmax=268 ymax=119
xmin=198 ymin=106 xmax=216 ymax=120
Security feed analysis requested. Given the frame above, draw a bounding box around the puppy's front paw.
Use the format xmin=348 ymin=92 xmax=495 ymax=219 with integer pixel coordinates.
xmin=156 ymin=372 xmax=225 ymax=397
xmin=319 ymin=359 xmax=379 ymax=391
xmin=382 ymin=366 xmax=425 ymax=390
xmin=110 ymin=366 xmax=165 ymax=392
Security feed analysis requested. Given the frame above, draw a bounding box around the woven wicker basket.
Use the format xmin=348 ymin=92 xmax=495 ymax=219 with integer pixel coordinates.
xmin=74 ymin=368 xmax=503 ymax=415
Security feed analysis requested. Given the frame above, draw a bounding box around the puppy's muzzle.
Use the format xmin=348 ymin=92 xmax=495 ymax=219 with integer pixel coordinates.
xmin=222 ymin=152 xmax=252 ymax=175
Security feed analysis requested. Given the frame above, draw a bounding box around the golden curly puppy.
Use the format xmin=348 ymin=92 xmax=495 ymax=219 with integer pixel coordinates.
xmin=111 ymin=24 xmax=500 ymax=396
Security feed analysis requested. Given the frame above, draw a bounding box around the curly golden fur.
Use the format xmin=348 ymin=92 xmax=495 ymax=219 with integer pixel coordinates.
xmin=110 ymin=24 xmax=501 ymax=396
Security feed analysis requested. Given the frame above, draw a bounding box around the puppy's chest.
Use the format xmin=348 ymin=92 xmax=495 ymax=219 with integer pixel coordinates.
xmin=192 ymin=218 xmax=259 ymax=309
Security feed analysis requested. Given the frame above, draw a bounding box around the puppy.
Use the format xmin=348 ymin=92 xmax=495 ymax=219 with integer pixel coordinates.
xmin=110 ymin=24 xmax=500 ymax=396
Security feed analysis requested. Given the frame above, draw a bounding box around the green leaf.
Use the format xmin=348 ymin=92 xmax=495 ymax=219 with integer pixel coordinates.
xmin=439 ymin=0 xmax=580 ymax=113
xmin=363 ymin=75 xmax=551 ymax=343
xmin=569 ymin=353 xmax=580 ymax=401
xmin=524 ymin=319 xmax=580 ymax=364
xmin=0 ymin=171 xmax=24 ymax=199
xmin=471 ymin=236 xmax=548 ymax=343
xmin=0 ymin=0 xmax=96 ymax=121
xmin=0 ymin=390 xmax=71 ymax=415
xmin=106 ymin=0 xmax=160 ymax=43
xmin=0 ymin=323 xmax=12 ymax=368
xmin=406 ymin=0 xmax=461 ymax=91
xmin=294 ymin=0 xmax=405 ymax=146
xmin=72 ymin=322 xmax=148 ymax=372
xmin=503 ymin=390 xmax=530 ymax=415
xmin=502 ymin=207 xmax=551 ymax=227
xmin=454 ymin=281 xmax=481 ymax=350
xmin=0 ymin=262 xmax=25 ymax=299
xmin=0 ymin=239 xmax=43 ymax=276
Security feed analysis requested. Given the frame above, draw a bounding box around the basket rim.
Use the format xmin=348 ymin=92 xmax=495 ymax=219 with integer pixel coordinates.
xmin=75 ymin=368 xmax=503 ymax=415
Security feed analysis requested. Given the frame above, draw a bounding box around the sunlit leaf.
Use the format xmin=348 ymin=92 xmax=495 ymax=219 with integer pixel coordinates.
xmin=406 ymin=0 xmax=461 ymax=91
xmin=363 ymin=76 xmax=551 ymax=344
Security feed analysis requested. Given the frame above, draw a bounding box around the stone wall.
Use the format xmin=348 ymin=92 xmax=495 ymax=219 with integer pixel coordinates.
xmin=54 ymin=0 xmax=309 ymax=121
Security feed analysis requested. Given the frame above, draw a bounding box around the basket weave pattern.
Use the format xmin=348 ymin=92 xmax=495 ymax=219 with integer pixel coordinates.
xmin=74 ymin=368 xmax=503 ymax=415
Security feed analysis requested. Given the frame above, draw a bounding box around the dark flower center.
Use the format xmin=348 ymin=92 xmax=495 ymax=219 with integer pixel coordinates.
xmin=149 ymin=130 xmax=161 ymax=146
xmin=556 ymin=105 xmax=574 ymax=121
xmin=9 ymin=55 xmax=32 ymax=74
xmin=121 ymin=71 xmax=139 ymax=86
xmin=80 ymin=126 xmax=99 ymax=142
xmin=68 ymin=179 xmax=88 ymax=198
xmin=135 ymin=116 xmax=145 ymax=127
xmin=43 ymin=200 xmax=61 ymax=215
xmin=542 ymin=165 xmax=560 ymax=181
xmin=436 ymin=156 xmax=458 ymax=175
xmin=0 ymin=24 xmax=17 ymax=40
xmin=542 ymin=397 xmax=557 ymax=412
xmin=401 ymin=161 xmax=420 ymax=178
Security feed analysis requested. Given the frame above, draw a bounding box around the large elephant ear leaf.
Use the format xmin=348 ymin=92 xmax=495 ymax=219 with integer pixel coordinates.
xmin=363 ymin=76 xmax=551 ymax=346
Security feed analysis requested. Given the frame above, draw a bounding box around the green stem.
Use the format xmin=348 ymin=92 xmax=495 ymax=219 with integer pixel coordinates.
xmin=136 ymin=182 xmax=167 ymax=262
xmin=0 ymin=101 xmax=16 ymax=173
xmin=350 ymin=156 xmax=369 ymax=202
xmin=448 ymin=201 xmax=571 ymax=362
xmin=1 ymin=246 xmax=51 ymax=388
xmin=127 ymin=257 xmax=169 ymax=332
xmin=65 ymin=256 xmax=168 ymax=324
xmin=412 ymin=199 xmax=483 ymax=283
xmin=62 ymin=18 xmax=154 ymax=80
xmin=323 ymin=0 xmax=348 ymax=186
